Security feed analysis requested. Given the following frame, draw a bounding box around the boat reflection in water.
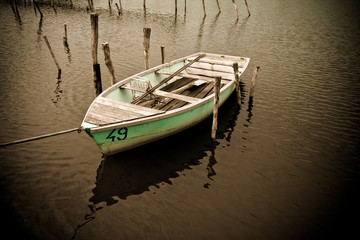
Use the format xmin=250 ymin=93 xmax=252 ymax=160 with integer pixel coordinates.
xmin=89 ymin=92 xmax=249 ymax=205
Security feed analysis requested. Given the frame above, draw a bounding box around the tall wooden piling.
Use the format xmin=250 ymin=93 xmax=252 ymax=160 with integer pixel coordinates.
xmin=161 ymin=46 xmax=165 ymax=64
xmin=211 ymin=76 xmax=221 ymax=139
xmin=250 ymin=66 xmax=260 ymax=97
xmin=244 ymin=0 xmax=251 ymax=16
xmin=91 ymin=13 xmax=102 ymax=96
xmin=233 ymin=62 xmax=241 ymax=105
xmin=143 ymin=0 xmax=146 ymax=9
xmin=232 ymin=0 xmax=239 ymax=20
xmin=143 ymin=28 xmax=151 ymax=70
xmin=102 ymin=42 xmax=116 ymax=86
xmin=43 ymin=36 xmax=61 ymax=73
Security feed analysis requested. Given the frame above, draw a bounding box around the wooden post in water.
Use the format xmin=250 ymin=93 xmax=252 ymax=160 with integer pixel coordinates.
xmin=33 ymin=0 xmax=43 ymax=19
xmin=90 ymin=13 xmax=102 ymax=96
xmin=43 ymin=36 xmax=61 ymax=73
xmin=143 ymin=28 xmax=151 ymax=70
xmin=211 ymin=76 xmax=221 ymax=139
xmin=244 ymin=0 xmax=251 ymax=16
xmin=233 ymin=62 xmax=241 ymax=105
xmin=143 ymin=0 xmax=146 ymax=9
xmin=161 ymin=46 xmax=165 ymax=64
xmin=115 ymin=0 xmax=122 ymax=15
xmin=202 ymin=0 xmax=206 ymax=16
xmin=184 ymin=0 xmax=186 ymax=15
xmin=175 ymin=0 xmax=178 ymax=16
xmin=250 ymin=66 xmax=260 ymax=97
xmin=216 ymin=0 xmax=221 ymax=13
xmin=102 ymin=42 xmax=116 ymax=85
xmin=232 ymin=0 xmax=239 ymax=20
xmin=13 ymin=0 xmax=22 ymax=22
xmin=63 ymin=24 xmax=68 ymax=47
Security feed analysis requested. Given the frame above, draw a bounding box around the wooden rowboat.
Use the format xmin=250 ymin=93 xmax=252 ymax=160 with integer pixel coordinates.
xmin=81 ymin=52 xmax=250 ymax=155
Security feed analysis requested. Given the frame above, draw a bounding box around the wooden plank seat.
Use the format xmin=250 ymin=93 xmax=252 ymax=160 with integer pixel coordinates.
xmin=84 ymin=97 xmax=165 ymax=125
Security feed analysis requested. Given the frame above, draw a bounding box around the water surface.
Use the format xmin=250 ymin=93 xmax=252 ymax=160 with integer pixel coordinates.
xmin=0 ymin=0 xmax=359 ymax=239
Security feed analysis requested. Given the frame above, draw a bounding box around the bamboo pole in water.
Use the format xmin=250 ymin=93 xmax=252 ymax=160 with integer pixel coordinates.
xmin=250 ymin=66 xmax=260 ymax=97
xmin=232 ymin=0 xmax=239 ymax=20
xmin=244 ymin=0 xmax=251 ymax=16
xmin=233 ymin=62 xmax=241 ymax=105
xmin=43 ymin=36 xmax=61 ymax=72
xmin=161 ymin=46 xmax=165 ymax=64
xmin=90 ymin=13 xmax=102 ymax=96
xmin=143 ymin=28 xmax=151 ymax=70
xmin=102 ymin=42 xmax=116 ymax=85
xmin=211 ymin=76 xmax=221 ymax=139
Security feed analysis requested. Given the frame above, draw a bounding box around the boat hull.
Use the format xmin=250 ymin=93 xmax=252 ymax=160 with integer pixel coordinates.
xmin=86 ymin=84 xmax=235 ymax=155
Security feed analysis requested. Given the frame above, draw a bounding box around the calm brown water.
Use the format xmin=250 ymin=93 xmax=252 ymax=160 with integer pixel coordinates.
xmin=0 ymin=0 xmax=359 ymax=239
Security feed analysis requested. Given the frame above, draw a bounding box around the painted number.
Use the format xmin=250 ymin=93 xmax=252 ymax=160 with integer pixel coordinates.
xmin=106 ymin=128 xmax=128 ymax=142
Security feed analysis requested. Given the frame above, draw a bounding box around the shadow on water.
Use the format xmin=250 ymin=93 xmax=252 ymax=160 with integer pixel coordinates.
xmin=88 ymin=93 xmax=244 ymax=206
xmin=71 ymin=92 xmax=254 ymax=239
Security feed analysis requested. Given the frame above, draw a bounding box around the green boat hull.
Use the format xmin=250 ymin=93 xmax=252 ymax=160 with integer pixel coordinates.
xmin=85 ymin=85 xmax=235 ymax=155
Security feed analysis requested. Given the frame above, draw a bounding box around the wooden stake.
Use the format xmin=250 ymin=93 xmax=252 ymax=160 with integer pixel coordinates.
xmin=211 ymin=76 xmax=221 ymax=139
xmin=143 ymin=0 xmax=146 ymax=9
xmin=43 ymin=36 xmax=61 ymax=72
xmin=250 ymin=66 xmax=260 ymax=97
xmin=90 ymin=13 xmax=102 ymax=96
xmin=33 ymin=0 xmax=43 ymax=19
xmin=13 ymin=0 xmax=22 ymax=23
xmin=184 ymin=0 xmax=186 ymax=14
xmin=216 ymin=0 xmax=221 ymax=13
xmin=63 ymin=24 xmax=68 ymax=47
xmin=233 ymin=62 xmax=241 ymax=105
xmin=232 ymin=0 xmax=239 ymax=20
xmin=143 ymin=28 xmax=151 ymax=70
xmin=161 ymin=46 xmax=165 ymax=64
xmin=244 ymin=0 xmax=251 ymax=16
xmin=102 ymin=42 xmax=116 ymax=85
xmin=202 ymin=0 xmax=206 ymax=16
xmin=115 ymin=3 xmax=120 ymax=15
xmin=175 ymin=0 xmax=178 ymax=16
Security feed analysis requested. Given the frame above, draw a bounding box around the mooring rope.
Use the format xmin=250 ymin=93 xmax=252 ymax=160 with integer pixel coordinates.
xmin=0 ymin=127 xmax=81 ymax=148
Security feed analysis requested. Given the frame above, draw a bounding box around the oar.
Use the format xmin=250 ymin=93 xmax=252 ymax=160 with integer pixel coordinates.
xmin=131 ymin=53 xmax=206 ymax=104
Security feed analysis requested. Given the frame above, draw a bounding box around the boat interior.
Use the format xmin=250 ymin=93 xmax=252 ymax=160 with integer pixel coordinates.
xmin=83 ymin=54 xmax=249 ymax=127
